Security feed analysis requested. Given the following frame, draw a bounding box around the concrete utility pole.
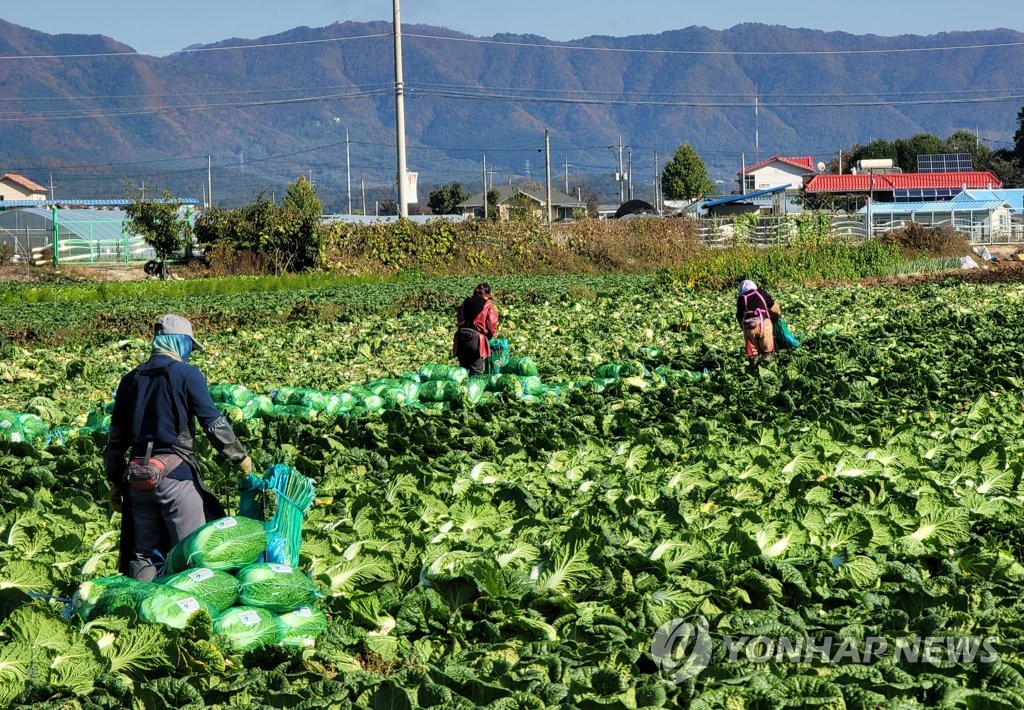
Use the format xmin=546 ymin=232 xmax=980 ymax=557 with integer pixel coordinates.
xmin=545 ymin=129 xmax=553 ymax=226
xmin=617 ymin=135 xmax=624 ymax=204
xmin=564 ymin=156 xmax=570 ymax=194
xmin=361 ymin=179 xmax=366 ymax=216
xmin=207 ymin=155 xmax=213 ymax=208
xmin=393 ymin=0 xmax=409 ymax=217
xmin=482 ymin=155 xmax=488 ymax=221
xmin=627 ymin=146 xmax=633 ymax=201
xmin=346 ymin=127 xmax=352 ymax=215
xmin=653 ymin=150 xmax=660 ymax=213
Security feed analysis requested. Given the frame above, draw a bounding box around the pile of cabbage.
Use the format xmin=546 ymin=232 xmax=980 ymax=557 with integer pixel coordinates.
xmin=71 ymin=516 xmax=327 ymax=651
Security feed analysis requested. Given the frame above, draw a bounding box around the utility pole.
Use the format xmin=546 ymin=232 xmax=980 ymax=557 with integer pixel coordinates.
xmin=653 ymin=150 xmax=660 ymax=213
xmin=207 ymin=155 xmax=213 ymax=208
xmin=482 ymin=154 xmax=488 ymax=221
xmin=393 ymin=0 xmax=409 ymax=217
xmin=545 ymin=129 xmax=553 ymax=226
xmin=617 ymin=135 xmax=624 ymax=204
xmin=741 ymin=153 xmax=746 ymax=195
xmin=563 ymin=156 xmax=570 ymax=194
xmin=361 ymin=179 xmax=366 ymax=215
xmin=838 ymin=150 xmax=843 ymax=175
xmin=627 ymin=146 xmax=633 ymax=201
xmin=346 ymin=127 xmax=352 ymax=215
xmin=49 ymin=173 xmax=54 ymax=201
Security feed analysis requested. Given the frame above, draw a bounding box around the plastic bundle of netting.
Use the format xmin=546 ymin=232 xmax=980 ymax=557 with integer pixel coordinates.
xmin=485 ymin=338 xmax=510 ymax=374
xmin=238 ymin=464 xmax=316 ymax=568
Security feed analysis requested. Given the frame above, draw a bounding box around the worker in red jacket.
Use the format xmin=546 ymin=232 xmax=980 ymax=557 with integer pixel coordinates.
xmin=453 ymin=283 xmax=499 ymax=375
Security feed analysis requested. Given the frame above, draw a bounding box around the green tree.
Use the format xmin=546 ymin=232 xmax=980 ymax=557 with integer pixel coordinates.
xmin=123 ymin=182 xmax=192 ymax=279
xmin=661 ymin=144 xmax=714 ymax=200
xmin=280 ymin=176 xmax=325 ymax=271
xmin=486 ymin=189 xmax=500 ymax=221
xmin=427 ymin=182 xmax=470 ymax=215
xmin=1013 ymin=104 xmax=1024 ymax=161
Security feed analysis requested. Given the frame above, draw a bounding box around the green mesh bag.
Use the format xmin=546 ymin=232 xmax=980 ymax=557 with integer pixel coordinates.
xmin=71 ymin=575 xmax=161 ymax=621
xmin=418 ymin=380 xmax=464 ymax=402
xmin=268 ymin=405 xmax=320 ymax=421
xmin=276 ymin=606 xmax=329 ymax=648
xmin=419 ymin=364 xmax=469 ymax=383
xmin=158 ymin=567 xmax=240 ymax=613
xmin=237 ymin=563 xmax=322 ymax=612
xmin=466 ymin=377 xmax=489 ymax=404
xmin=594 ymin=361 xmax=645 ymax=379
xmin=164 ymin=516 xmax=268 ymax=574
xmin=215 ymin=606 xmax=281 ymax=651
xmin=138 ymin=586 xmax=212 ymax=629
xmin=209 ymin=384 xmax=255 ymax=407
xmin=501 ymin=357 xmax=539 ymax=377
xmin=488 ymin=374 xmax=524 ymax=398
xmin=519 ymin=376 xmax=546 ymax=397
xmin=325 ymin=392 xmax=358 ymax=415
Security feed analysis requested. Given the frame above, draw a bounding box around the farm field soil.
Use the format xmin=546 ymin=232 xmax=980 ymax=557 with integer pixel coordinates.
xmin=1 ymin=275 xmax=1024 ymax=707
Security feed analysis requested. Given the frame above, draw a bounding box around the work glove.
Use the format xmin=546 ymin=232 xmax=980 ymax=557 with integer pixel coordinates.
xmin=238 ymin=456 xmax=254 ymax=476
xmin=106 ymin=485 xmax=124 ymax=514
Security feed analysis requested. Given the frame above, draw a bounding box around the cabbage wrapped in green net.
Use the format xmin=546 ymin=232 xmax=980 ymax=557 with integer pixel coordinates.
xmin=268 ymin=405 xmax=319 ymax=421
xmin=138 ymin=586 xmax=211 ymax=629
xmin=237 ymin=563 xmax=322 ymax=612
xmin=158 ymin=567 xmax=240 ymax=613
xmin=466 ymin=376 xmax=489 ymax=404
xmin=594 ymin=361 xmax=645 ymax=379
xmin=72 ymin=575 xmax=162 ymax=621
xmin=653 ymin=366 xmax=704 ymax=382
xmin=209 ymin=384 xmax=255 ymax=407
xmin=487 ymin=374 xmax=524 ymax=398
xmin=519 ymin=376 xmax=545 ymax=397
xmin=418 ymin=380 xmax=464 ymax=402
xmin=324 ymin=392 xmax=357 ymax=415
xmin=252 ymin=395 xmax=275 ymax=416
xmin=164 ymin=516 xmax=268 ymax=574
xmin=419 ymin=364 xmax=469 ymax=383
xmin=215 ymin=606 xmax=281 ymax=651
xmin=501 ymin=357 xmax=539 ymax=377
xmin=270 ymin=386 xmax=297 ymax=405
xmin=276 ymin=606 xmax=329 ymax=648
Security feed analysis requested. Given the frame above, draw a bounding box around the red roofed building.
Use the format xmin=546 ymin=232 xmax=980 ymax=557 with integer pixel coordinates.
xmin=739 ymin=156 xmax=816 ymax=193
xmin=0 ymin=174 xmax=47 ymax=201
xmin=804 ymin=171 xmax=1001 ymax=202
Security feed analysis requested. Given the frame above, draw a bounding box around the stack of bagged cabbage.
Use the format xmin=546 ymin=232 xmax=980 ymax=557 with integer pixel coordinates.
xmin=71 ymin=515 xmax=327 ymax=651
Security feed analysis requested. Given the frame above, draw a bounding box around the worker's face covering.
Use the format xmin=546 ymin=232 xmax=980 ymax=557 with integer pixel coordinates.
xmin=151 ymin=334 xmax=194 ymax=363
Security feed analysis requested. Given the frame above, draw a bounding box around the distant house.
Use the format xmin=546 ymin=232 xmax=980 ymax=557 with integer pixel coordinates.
xmin=458 ymin=185 xmax=585 ymax=221
xmin=954 ymin=188 xmax=1024 ymax=213
xmin=804 ymin=171 xmax=1002 ymax=203
xmin=739 ymin=156 xmax=815 ymax=193
xmin=704 ymin=185 xmax=792 ymax=217
xmin=0 ymin=174 xmax=47 ymax=201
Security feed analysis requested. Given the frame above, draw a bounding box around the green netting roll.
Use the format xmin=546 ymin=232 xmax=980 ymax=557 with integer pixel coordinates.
xmin=485 ymin=338 xmax=510 ymax=374
xmin=501 ymin=357 xmax=539 ymax=377
xmin=420 ymin=364 xmax=469 ymax=383
xmin=215 ymin=607 xmax=281 ymax=651
xmin=209 ymin=384 xmax=255 ymax=407
xmin=419 ymin=380 xmax=464 ymax=402
xmin=164 ymin=516 xmax=268 ymax=574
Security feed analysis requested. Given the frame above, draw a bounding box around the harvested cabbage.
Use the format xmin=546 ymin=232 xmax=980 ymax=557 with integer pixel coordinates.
xmin=164 ymin=516 xmax=268 ymax=574
xmin=276 ymin=606 xmax=329 ymax=648
xmin=138 ymin=586 xmax=210 ymax=629
xmin=158 ymin=567 xmax=240 ymax=613
xmin=215 ymin=606 xmax=280 ymax=651
xmin=237 ymin=563 xmax=321 ymax=612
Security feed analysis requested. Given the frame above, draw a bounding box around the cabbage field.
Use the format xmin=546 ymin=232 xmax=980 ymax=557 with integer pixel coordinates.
xmin=2 ymin=274 xmax=1024 ymax=708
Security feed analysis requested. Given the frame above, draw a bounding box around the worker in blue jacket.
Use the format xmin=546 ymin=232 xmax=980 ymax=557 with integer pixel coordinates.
xmin=103 ymin=314 xmax=253 ymax=580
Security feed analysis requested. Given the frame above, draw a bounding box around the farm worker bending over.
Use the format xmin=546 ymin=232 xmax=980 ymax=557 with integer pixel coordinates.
xmin=736 ymin=279 xmax=782 ymax=368
xmin=103 ymin=314 xmax=253 ymax=581
xmin=453 ymin=282 xmax=499 ymax=375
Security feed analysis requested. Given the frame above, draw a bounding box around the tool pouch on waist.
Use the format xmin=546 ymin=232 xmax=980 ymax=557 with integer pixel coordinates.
xmin=124 ymin=442 xmax=183 ymax=491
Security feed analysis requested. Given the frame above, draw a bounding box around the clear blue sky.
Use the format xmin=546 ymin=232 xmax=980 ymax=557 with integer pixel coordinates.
xmin=2 ymin=0 xmax=1021 ymax=53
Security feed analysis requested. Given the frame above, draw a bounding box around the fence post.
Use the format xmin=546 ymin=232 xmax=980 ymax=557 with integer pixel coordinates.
xmin=51 ymin=205 xmax=59 ymax=267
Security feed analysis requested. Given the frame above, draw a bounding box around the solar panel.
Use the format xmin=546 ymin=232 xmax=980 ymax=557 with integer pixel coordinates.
xmin=917 ymin=154 xmax=973 ymax=173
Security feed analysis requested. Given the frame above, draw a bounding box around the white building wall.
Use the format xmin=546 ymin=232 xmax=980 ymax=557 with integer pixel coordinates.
xmin=745 ymin=163 xmax=810 ymax=192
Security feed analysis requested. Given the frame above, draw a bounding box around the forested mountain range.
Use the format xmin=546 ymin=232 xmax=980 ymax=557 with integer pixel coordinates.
xmin=0 ymin=18 xmax=1021 ymax=208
